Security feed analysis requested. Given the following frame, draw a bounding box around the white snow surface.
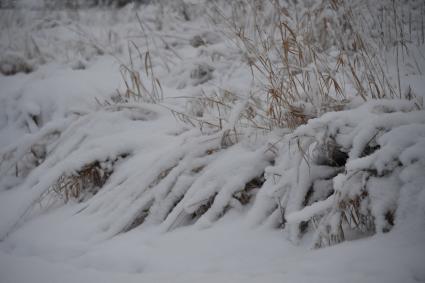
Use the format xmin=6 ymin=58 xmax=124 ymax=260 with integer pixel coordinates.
xmin=1 ymin=214 xmax=424 ymax=283
xmin=0 ymin=1 xmax=425 ymax=283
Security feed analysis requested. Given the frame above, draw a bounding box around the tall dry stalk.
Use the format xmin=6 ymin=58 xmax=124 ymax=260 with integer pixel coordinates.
xmin=212 ymin=0 xmax=422 ymax=130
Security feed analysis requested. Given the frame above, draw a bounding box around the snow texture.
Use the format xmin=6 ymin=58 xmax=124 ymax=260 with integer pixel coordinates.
xmin=0 ymin=0 xmax=424 ymax=282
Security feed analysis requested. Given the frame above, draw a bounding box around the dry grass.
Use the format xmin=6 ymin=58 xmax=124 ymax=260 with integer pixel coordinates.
xmin=52 ymin=161 xmax=111 ymax=202
xmin=211 ymin=0 xmax=422 ymax=130
xmin=117 ymin=42 xmax=163 ymax=104
xmin=313 ymin=190 xmax=375 ymax=248
xmin=51 ymin=154 xmax=128 ymax=203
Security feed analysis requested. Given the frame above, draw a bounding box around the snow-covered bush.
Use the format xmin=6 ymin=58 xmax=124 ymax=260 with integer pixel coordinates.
xmin=248 ymin=99 xmax=425 ymax=247
xmin=0 ymin=0 xmax=424 ymax=252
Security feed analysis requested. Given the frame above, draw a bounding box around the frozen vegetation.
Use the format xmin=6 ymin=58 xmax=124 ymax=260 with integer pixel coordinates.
xmin=0 ymin=0 xmax=424 ymax=282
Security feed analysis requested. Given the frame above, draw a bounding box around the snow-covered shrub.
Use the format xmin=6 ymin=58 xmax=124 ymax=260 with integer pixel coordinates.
xmin=248 ymin=99 xmax=425 ymax=247
xmin=1 ymin=0 xmax=424 ymax=252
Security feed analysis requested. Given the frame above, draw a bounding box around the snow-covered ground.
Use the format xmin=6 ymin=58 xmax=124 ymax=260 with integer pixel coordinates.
xmin=1 ymin=213 xmax=424 ymax=283
xmin=1 ymin=1 xmax=425 ymax=282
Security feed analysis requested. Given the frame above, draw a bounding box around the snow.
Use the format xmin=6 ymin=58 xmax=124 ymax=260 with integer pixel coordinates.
xmin=0 ymin=0 xmax=425 ymax=282
xmin=286 ymin=194 xmax=336 ymax=224
xmin=0 ymin=213 xmax=424 ymax=283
